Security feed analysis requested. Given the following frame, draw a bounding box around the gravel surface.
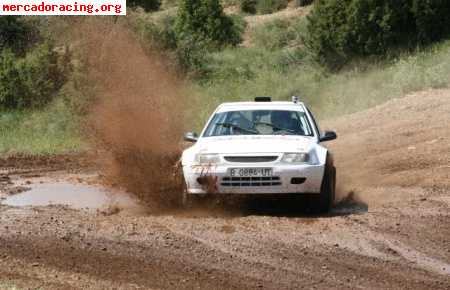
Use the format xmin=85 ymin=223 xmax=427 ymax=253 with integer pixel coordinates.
xmin=0 ymin=89 xmax=449 ymax=289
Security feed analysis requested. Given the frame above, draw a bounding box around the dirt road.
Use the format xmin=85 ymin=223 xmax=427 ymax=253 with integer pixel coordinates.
xmin=1 ymin=90 xmax=449 ymax=289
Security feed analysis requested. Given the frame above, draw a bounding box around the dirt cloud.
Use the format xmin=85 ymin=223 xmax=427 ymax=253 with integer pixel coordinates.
xmin=76 ymin=19 xmax=186 ymax=209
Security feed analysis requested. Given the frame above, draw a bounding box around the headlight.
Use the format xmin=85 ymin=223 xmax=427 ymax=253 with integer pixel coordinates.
xmin=281 ymin=153 xmax=309 ymax=163
xmin=196 ymin=154 xmax=221 ymax=164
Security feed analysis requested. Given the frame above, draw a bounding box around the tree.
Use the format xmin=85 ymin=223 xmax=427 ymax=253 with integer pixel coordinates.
xmin=306 ymin=0 xmax=450 ymax=68
xmin=175 ymin=0 xmax=241 ymax=47
xmin=0 ymin=43 xmax=67 ymax=109
xmin=128 ymin=0 xmax=161 ymax=12
xmin=0 ymin=16 xmax=30 ymax=54
xmin=240 ymin=0 xmax=257 ymax=14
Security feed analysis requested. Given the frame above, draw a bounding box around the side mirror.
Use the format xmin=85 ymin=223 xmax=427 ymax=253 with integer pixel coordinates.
xmin=184 ymin=132 xmax=198 ymax=143
xmin=319 ymin=130 xmax=337 ymax=142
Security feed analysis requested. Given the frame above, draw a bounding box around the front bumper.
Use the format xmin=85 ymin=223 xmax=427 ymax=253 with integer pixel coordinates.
xmin=183 ymin=164 xmax=325 ymax=195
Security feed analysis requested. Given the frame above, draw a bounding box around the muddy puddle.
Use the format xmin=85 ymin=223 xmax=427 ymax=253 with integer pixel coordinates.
xmin=1 ymin=181 xmax=142 ymax=212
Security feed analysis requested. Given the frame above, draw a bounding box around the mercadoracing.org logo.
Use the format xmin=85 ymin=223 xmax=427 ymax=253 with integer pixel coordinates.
xmin=0 ymin=0 xmax=126 ymax=15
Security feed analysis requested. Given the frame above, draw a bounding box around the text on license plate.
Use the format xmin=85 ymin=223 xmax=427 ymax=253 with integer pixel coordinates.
xmin=229 ymin=168 xmax=273 ymax=177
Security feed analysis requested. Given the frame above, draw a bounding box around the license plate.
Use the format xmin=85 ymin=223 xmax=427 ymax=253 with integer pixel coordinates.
xmin=229 ymin=168 xmax=273 ymax=177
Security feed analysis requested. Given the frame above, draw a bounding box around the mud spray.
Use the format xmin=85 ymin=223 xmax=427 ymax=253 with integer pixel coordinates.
xmin=76 ymin=19 xmax=186 ymax=210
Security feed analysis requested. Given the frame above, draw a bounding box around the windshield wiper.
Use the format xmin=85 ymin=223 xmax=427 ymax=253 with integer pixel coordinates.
xmin=216 ymin=122 xmax=258 ymax=134
xmin=253 ymin=121 xmax=298 ymax=134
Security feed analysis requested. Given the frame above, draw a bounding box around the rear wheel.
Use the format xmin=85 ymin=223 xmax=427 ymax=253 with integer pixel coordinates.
xmin=314 ymin=154 xmax=336 ymax=213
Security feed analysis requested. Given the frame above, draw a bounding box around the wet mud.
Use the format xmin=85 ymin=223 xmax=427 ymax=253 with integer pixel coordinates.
xmin=2 ymin=182 xmax=139 ymax=210
xmin=1 ymin=86 xmax=449 ymax=288
xmin=75 ymin=19 xmax=186 ymax=209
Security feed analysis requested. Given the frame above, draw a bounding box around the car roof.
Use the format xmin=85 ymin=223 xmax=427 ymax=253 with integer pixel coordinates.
xmin=216 ymin=101 xmax=307 ymax=113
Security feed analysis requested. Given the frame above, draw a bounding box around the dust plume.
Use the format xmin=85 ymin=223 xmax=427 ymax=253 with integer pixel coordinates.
xmin=76 ymin=19 xmax=186 ymax=209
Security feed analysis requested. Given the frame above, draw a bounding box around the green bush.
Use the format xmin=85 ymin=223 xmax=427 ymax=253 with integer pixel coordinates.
xmin=251 ymin=18 xmax=307 ymax=50
xmin=250 ymin=19 xmax=294 ymax=50
xmin=295 ymin=0 xmax=314 ymax=7
xmin=229 ymin=14 xmax=247 ymax=40
xmin=176 ymin=15 xmax=246 ymax=77
xmin=306 ymin=0 xmax=450 ymax=68
xmin=0 ymin=42 xmax=68 ymax=109
xmin=256 ymin=0 xmax=288 ymax=14
xmin=131 ymin=12 xmax=178 ymax=50
xmin=128 ymin=0 xmax=161 ymax=11
xmin=252 ymin=20 xmax=290 ymax=50
xmin=412 ymin=0 xmax=450 ymax=44
xmin=175 ymin=36 xmax=211 ymax=77
xmin=175 ymin=0 xmax=242 ymax=47
xmin=240 ymin=0 xmax=257 ymax=14
xmin=0 ymin=16 xmax=40 ymax=55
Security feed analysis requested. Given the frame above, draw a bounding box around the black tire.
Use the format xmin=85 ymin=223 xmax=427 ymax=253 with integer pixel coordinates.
xmin=315 ymin=154 xmax=336 ymax=213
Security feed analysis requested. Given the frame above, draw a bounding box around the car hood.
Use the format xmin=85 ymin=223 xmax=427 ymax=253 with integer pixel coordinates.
xmin=195 ymin=135 xmax=316 ymax=154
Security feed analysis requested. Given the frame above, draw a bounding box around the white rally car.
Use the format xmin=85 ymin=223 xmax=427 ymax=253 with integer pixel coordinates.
xmin=181 ymin=97 xmax=337 ymax=212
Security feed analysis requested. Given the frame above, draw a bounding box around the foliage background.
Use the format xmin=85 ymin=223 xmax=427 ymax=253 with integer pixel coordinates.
xmin=1 ymin=0 xmax=450 ymax=154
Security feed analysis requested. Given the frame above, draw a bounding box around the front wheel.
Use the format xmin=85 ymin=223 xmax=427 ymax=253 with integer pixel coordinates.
xmin=315 ymin=154 xmax=336 ymax=213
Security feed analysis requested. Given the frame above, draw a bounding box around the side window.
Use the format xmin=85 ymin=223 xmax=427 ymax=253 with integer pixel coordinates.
xmin=307 ymin=108 xmax=322 ymax=137
xmin=204 ymin=112 xmax=227 ymax=136
xmin=292 ymin=112 xmax=313 ymax=136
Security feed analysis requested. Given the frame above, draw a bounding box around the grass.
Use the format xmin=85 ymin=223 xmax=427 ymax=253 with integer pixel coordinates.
xmin=250 ymin=17 xmax=306 ymax=50
xmin=304 ymin=42 xmax=450 ymax=118
xmin=192 ymin=30 xmax=450 ymax=129
xmin=0 ymin=282 xmax=24 ymax=290
xmin=256 ymin=0 xmax=288 ymax=15
xmin=2 ymin=12 xmax=450 ymax=155
xmin=0 ymin=98 xmax=85 ymax=156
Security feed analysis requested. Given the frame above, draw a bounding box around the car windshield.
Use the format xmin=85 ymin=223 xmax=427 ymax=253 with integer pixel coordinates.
xmin=203 ymin=110 xmax=314 ymax=137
